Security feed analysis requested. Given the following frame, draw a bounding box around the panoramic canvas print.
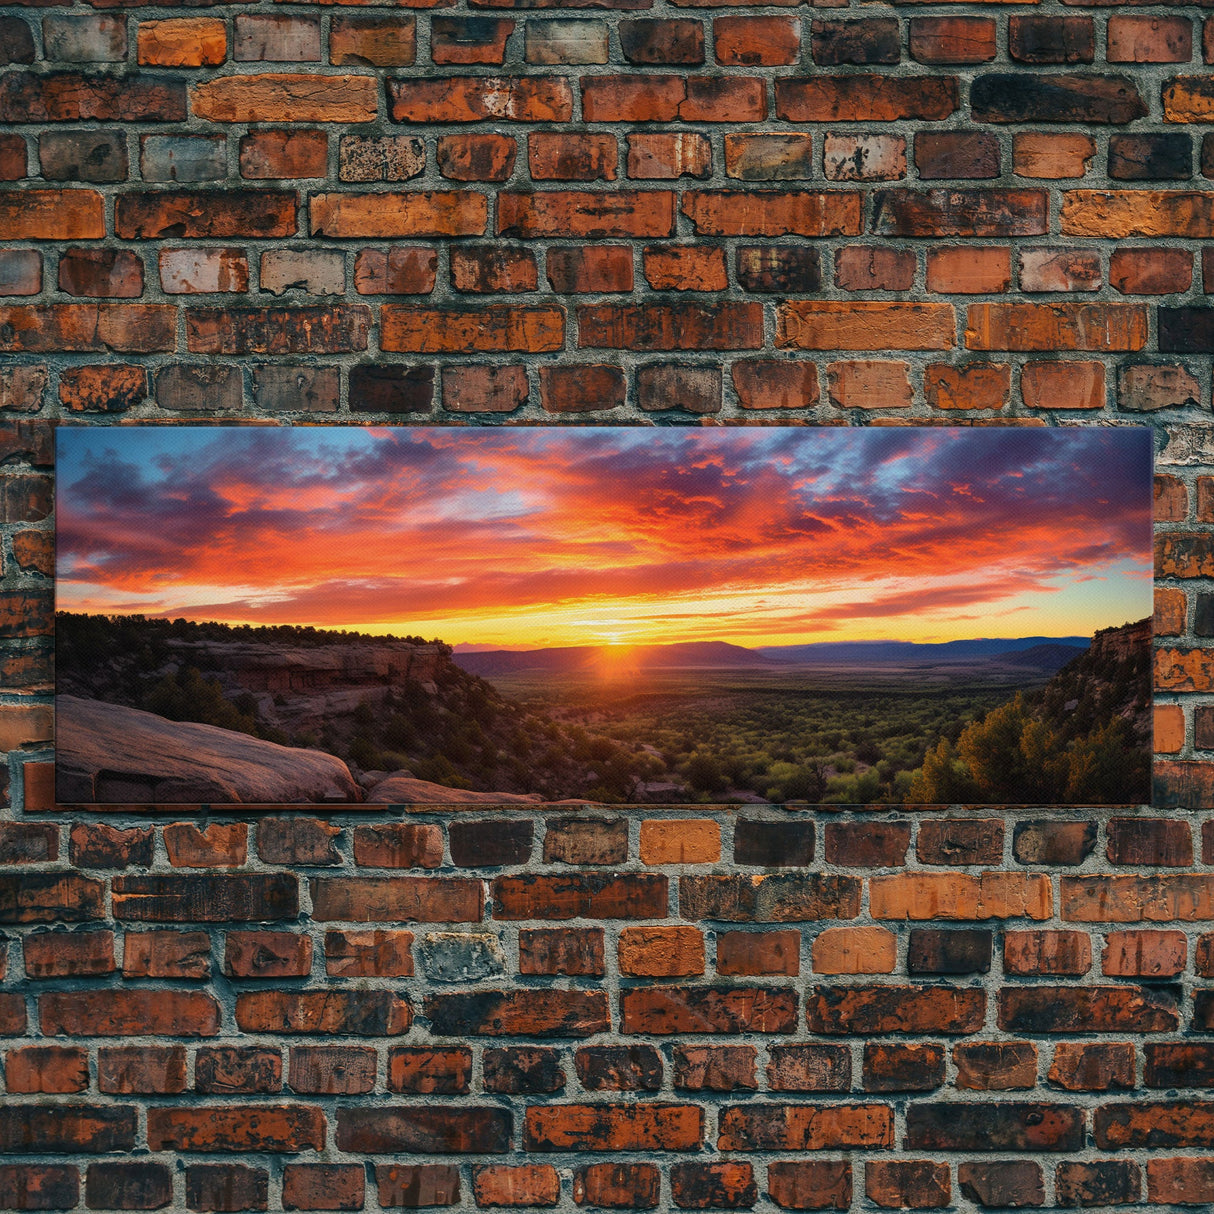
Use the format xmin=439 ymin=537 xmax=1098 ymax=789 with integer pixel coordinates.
xmin=55 ymin=425 xmax=1153 ymax=807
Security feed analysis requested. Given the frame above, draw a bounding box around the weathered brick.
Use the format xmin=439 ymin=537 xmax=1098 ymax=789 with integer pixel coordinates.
xmin=866 ymin=1161 xmax=950 ymax=1210
xmin=636 ymin=363 xmax=720 ymax=413
xmin=353 ymin=246 xmax=437 ymax=295
xmin=683 ymin=191 xmax=860 ymax=237
xmin=573 ymin=1162 xmax=659 ymax=1209
xmin=999 ymin=985 xmax=1179 ymax=1033
xmin=391 ymin=76 xmax=571 ymax=123
xmin=138 ymin=18 xmax=226 ymax=67
xmin=338 ymin=1107 xmax=511 ymax=1154
xmin=806 ymin=986 xmax=985 ymax=1035
xmin=906 ymin=1104 xmax=1083 ymax=1153
xmin=330 ymin=15 xmax=416 ymax=66
xmin=907 ymin=929 xmax=992 ymax=975
xmin=185 ymin=1165 xmax=268 ymax=1213
xmin=619 ymin=19 xmax=703 ymax=65
xmin=381 ymin=304 xmax=562 ymax=353
xmin=436 ymin=133 xmax=516 ymax=182
xmin=376 ymin=1164 xmax=460 ymax=1209
xmin=434 ymin=17 xmax=512 ymax=65
xmin=41 ymin=989 xmax=220 ymax=1037
xmin=451 ymin=246 xmax=538 ymax=294
xmin=1049 ymin=1042 xmax=1135 ymax=1093
xmin=776 ymin=76 xmax=956 ymax=122
xmin=618 ymin=926 xmax=705 ymax=977
xmin=863 ymin=1043 xmax=946 ymax=1094
xmin=719 ymin=1105 xmax=892 ymax=1152
xmin=518 ymin=927 xmax=604 ymax=977
xmin=1056 ymin=1160 xmax=1140 ymax=1206
xmin=767 ymin=1162 xmax=851 ymax=1211
xmin=474 ymin=1164 xmax=559 ymax=1209
xmin=627 ymin=132 xmax=710 ymax=180
xmin=0 ymin=72 xmax=185 ymax=123
xmin=823 ymin=134 xmax=906 ymax=183
xmin=910 ymin=17 xmax=995 ymax=64
xmin=282 ymin=1165 xmax=364 ymax=1212
xmin=225 ymin=931 xmax=312 ymax=978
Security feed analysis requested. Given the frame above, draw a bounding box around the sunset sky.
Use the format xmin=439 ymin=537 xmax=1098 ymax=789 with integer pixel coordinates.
xmin=56 ymin=425 xmax=1153 ymax=650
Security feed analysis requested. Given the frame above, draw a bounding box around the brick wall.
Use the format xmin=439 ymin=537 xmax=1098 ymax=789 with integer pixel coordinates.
xmin=4 ymin=0 xmax=1214 ymax=1209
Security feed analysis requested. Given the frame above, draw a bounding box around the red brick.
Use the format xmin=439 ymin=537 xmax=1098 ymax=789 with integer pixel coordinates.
xmin=0 ymin=1166 xmax=78 ymax=1211
xmin=23 ymin=929 xmax=115 ymax=977
xmin=620 ymin=19 xmax=703 ymax=66
xmin=618 ymin=925 xmax=705 ymax=977
xmin=193 ymin=73 xmax=374 ymax=122
xmin=123 ymin=929 xmax=211 ymax=979
xmin=673 ymin=1046 xmax=756 ymax=1093
xmin=187 ymin=305 xmax=370 ymax=355
xmin=909 ymin=17 xmax=995 ymax=64
xmin=865 ymin=1161 xmax=950 ymax=1210
xmin=767 ymin=1162 xmax=851 ymax=1211
xmin=825 ymin=823 xmax=910 ymax=867
xmin=926 ymin=246 xmax=1011 ymax=294
xmin=58 ymin=364 xmax=148 ymax=413
xmin=863 ymin=1043 xmax=945 ymax=1093
xmin=85 ymin=1163 xmax=172 ymax=1211
xmin=966 ymin=302 xmax=1147 ymax=351
xmin=427 ymin=990 xmax=608 ymax=1038
xmin=636 ymin=364 xmax=721 ymax=414
xmin=1155 ymin=704 xmax=1186 ymax=753
xmin=330 ymin=15 xmax=415 ymax=65
xmin=40 ymin=989 xmax=220 ymax=1037
xmin=138 ymin=18 xmax=226 ymax=66
xmin=1048 ymin=1041 xmax=1135 ymax=1092
xmin=0 ymin=475 xmax=51 ymax=524
xmin=338 ymin=1107 xmax=509 ymax=1154
xmin=954 ymin=1041 xmax=1038 ymax=1091
xmin=149 ymin=1106 xmax=324 ymax=1153
xmin=813 ymin=927 xmax=897 ymax=975
xmin=0 ymin=71 xmax=185 ymax=123
xmin=1021 ymin=361 xmax=1106 ymax=410
xmin=164 ymin=821 xmax=247 ymax=867
xmin=627 ymin=132 xmax=711 ymax=180
xmin=1109 ymin=15 xmax=1193 ymax=62
xmin=282 ymin=1165 xmax=364 ymax=1212
xmin=1000 ymin=985 xmax=1179 ymax=1033
xmin=546 ymin=246 xmax=633 ymax=293
xmin=518 ymin=927 xmax=605 ymax=976
xmin=474 ymin=1165 xmax=560 ymax=1209
xmin=500 ymin=190 xmax=673 ymax=238
xmin=325 ymin=929 xmax=414 ymax=977
xmin=835 ymin=247 xmax=914 ymax=292
xmin=732 ymin=360 xmax=818 ymax=410
xmin=719 ymin=1104 xmax=892 ymax=1151
xmin=777 ymin=76 xmax=957 ymax=122
xmin=539 ymin=364 xmax=624 ymax=413
xmin=196 ymin=1046 xmax=282 ymax=1095
xmin=573 ymin=1163 xmax=659 ymax=1209
xmin=528 ymin=131 xmax=616 ymax=181
xmin=390 ymin=76 xmax=571 ymax=123
xmin=683 ymin=190 xmax=860 ymax=237
xmin=643 ymin=245 xmax=727 ymax=291
xmin=388 ymin=1046 xmax=471 ymax=1094
xmin=1010 ymin=15 xmax=1094 ymax=63
xmin=583 ymin=74 xmax=764 ymax=123
xmin=527 ymin=1104 xmax=702 ymax=1152
xmin=781 ymin=302 xmax=951 ymax=352
xmin=670 ymin=1162 xmax=756 ymax=1210
xmin=1107 ymin=817 xmax=1193 ymax=865
xmin=767 ymin=1044 xmax=850 ymax=1092
xmin=225 ymin=931 xmax=313 ymax=978
xmin=916 ymin=131 xmax=999 ymax=180
xmin=1111 ymin=247 xmax=1192 ymax=295
xmin=925 ymin=362 xmax=1010 ymax=410
xmin=0 ymin=249 xmax=39 ymax=295
xmin=827 ymin=360 xmax=912 ymax=410
xmin=714 ymin=16 xmax=799 ymax=65
xmin=579 ymin=302 xmax=761 ymax=350
xmin=311 ymin=192 xmax=485 ymax=238
xmin=288 ymin=1046 xmax=375 ymax=1096
xmin=381 ymin=304 xmax=562 ymax=353
xmin=432 ymin=16 xmax=510 ymax=64
xmin=5 ymin=1045 xmax=88 ymax=1094
xmin=0 ymin=304 xmax=175 ymax=353
xmin=117 ymin=190 xmax=296 ymax=239
xmin=375 ymin=1164 xmax=460 ymax=1209
xmin=443 ymin=364 xmax=528 ymax=413
xmin=807 ymin=986 xmax=985 ymax=1035
xmin=436 ymin=133 xmax=516 ymax=182
xmin=1014 ymin=133 xmax=1096 ymax=180
xmin=235 ymin=990 xmax=411 ymax=1035
xmin=717 ymin=930 xmax=800 ymax=977
xmin=452 ymin=245 xmax=537 ymax=293
xmin=185 ymin=1165 xmax=268 ymax=1213
xmin=353 ymin=246 xmax=437 ymax=295
xmin=1148 ymin=1159 xmax=1214 ymax=1205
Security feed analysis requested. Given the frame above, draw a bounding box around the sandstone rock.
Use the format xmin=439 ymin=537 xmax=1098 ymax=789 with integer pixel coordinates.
xmin=55 ymin=695 xmax=359 ymax=804
xmin=367 ymin=773 xmax=541 ymax=805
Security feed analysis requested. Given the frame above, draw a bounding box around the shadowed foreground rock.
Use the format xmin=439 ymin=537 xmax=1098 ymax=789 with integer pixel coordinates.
xmin=55 ymin=695 xmax=360 ymax=804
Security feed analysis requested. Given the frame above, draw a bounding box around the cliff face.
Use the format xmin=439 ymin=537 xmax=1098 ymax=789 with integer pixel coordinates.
xmin=1091 ymin=618 xmax=1153 ymax=665
xmin=162 ymin=637 xmax=446 ymax=736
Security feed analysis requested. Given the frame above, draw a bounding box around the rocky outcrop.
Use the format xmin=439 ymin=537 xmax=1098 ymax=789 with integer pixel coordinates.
xmin=163 ymin=637 xmax=445 ymax=735
xmin=56 ymin=695 xmax=360 ymax=805
xmin=1092 ymin=618 xmax=1152 ymax=664
xmin=366 ymin=772 xmax=542 ymax=805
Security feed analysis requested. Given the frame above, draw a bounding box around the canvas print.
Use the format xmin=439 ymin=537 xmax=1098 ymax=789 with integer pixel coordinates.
xmin=55 ymin=425 xmax=1153 ymax=807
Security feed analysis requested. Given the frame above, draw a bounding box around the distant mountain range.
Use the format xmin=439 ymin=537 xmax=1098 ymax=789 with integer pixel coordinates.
xmin=452 ymin=636 xmax=1090 ymax=678
xmin=755 ymin=636 xmax=1089 ymax=663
